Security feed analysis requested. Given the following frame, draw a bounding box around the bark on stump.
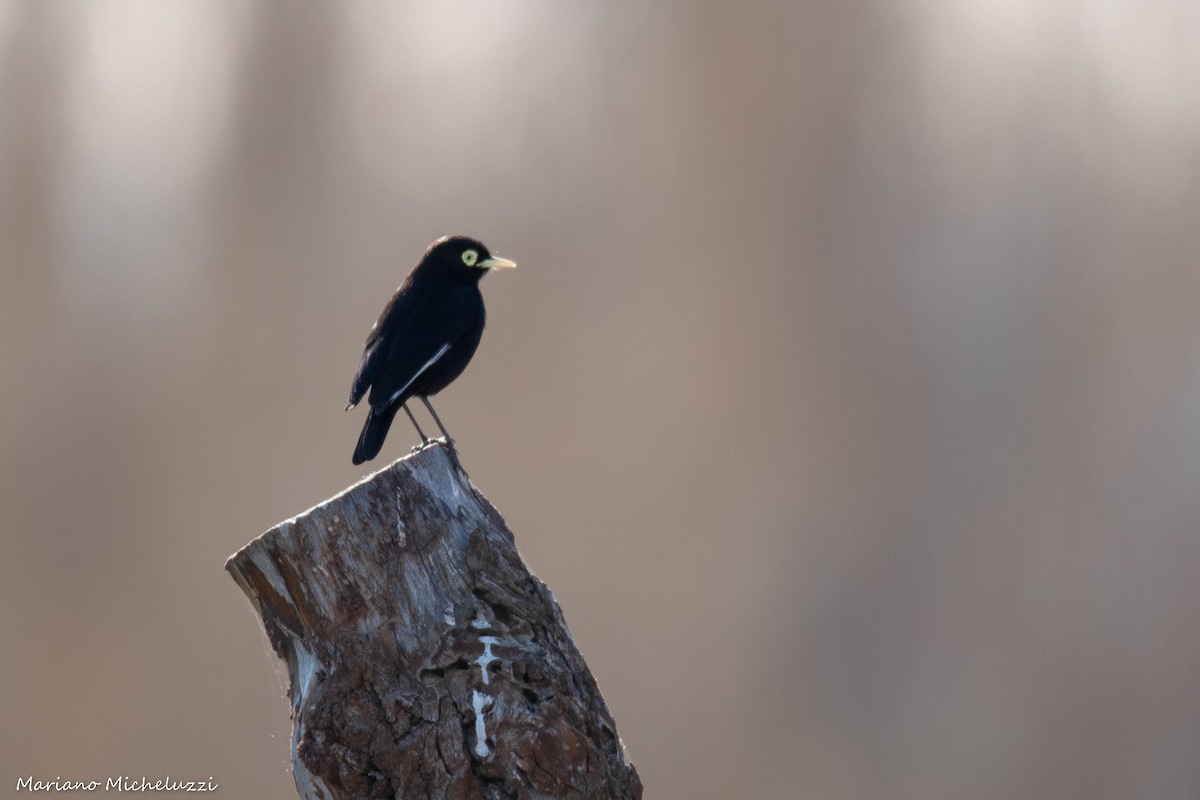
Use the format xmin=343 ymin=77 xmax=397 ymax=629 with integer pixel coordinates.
xmin=226 ymin=443 xmax=642 ymax=800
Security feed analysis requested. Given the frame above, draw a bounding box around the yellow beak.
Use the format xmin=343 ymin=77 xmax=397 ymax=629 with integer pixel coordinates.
xmin=479 ymin=256 xmax=517 ymax=270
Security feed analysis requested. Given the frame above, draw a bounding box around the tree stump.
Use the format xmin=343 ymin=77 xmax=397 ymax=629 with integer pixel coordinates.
xmin=225 ymin=443 xmax=642 ymax=800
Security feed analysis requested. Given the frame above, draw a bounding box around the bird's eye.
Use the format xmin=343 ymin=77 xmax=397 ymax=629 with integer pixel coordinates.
xmin=461 ymin=250 xmax=478 ymax=267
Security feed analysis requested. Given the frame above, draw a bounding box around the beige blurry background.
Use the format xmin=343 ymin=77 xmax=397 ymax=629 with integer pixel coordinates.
xmin=2 ymin=2 xmax=1199 ymax=798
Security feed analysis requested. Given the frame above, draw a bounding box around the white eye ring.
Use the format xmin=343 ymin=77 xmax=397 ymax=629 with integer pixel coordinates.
xmin=461 ymin=250 xmax=478 ymax=267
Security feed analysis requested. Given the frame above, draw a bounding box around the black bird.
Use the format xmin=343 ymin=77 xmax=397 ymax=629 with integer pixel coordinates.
xmin=346 ymin=235 xmax=516 ymax=465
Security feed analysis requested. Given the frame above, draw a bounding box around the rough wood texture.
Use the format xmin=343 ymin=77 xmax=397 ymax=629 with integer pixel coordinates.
xmin=226 ymin=443 xmax=642 ymax=800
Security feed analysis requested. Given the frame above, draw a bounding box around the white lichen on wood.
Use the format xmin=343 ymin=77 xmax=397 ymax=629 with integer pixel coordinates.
xmin=472 ymin=689 xmax=493 ymax=759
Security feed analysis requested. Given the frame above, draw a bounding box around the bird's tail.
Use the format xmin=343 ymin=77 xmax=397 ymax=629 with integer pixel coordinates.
xmin=352 ymin=403 xmax=401 ymax=465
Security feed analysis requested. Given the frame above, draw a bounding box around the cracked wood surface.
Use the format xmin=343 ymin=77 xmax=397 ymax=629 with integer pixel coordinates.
xmin=226 ymin=443 xmax=642 ymax=800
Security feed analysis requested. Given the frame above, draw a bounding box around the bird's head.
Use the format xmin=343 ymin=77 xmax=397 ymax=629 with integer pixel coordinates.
xmin=424 ymin=235 xmax=517 ymax=282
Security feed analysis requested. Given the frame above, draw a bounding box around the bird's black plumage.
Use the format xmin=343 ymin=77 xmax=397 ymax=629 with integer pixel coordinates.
xmin=347 ymin=235 xmax=515 ymax=465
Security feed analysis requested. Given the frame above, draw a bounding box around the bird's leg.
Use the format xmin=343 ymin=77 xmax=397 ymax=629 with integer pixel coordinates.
xmin=420 ymin=397 xmax=455 ymax=447
xmin=401 ymin=402 xmax=433 ymax=449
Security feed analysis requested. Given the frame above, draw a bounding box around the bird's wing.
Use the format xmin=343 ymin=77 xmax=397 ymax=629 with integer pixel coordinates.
xmin=354 ymin=286 xmax=477 ymax=411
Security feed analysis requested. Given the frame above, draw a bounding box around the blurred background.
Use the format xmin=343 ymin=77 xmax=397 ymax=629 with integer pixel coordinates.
xmin=2 ymin=2 xmax=1199 ymax=798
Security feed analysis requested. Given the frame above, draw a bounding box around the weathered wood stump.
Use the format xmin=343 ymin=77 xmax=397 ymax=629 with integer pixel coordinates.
xmin=226 ymin=443 xmax=642 ymax=800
